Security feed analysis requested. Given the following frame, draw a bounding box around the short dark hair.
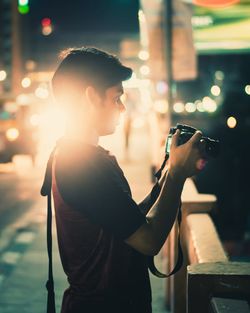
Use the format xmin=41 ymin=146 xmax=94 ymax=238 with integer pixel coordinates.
xmin=52 ymin=47 xmax=132 ymax=104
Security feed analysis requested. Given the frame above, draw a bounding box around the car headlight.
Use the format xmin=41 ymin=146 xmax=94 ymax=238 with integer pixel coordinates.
xmin=6 ymin=128 xmax=19 ymax=141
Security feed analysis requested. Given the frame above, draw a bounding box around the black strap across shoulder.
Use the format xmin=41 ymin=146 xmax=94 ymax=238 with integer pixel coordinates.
xmin=40 ymin=144 xmax=183 ymax=313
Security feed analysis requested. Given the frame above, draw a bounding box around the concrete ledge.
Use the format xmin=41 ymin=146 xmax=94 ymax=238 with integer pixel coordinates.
xmin=187 ymin=262 xmax=250 ymax=313
xmin=188 ymin=262 xmax=250 ymax=276
xmin=181 ymin=178 xmax=217 ymax=214
xmin=186 ymin=214 xmax=228 ymax=264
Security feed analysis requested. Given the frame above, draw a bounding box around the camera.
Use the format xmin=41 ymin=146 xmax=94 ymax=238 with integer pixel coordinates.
xmin=165 ymin=124 xmax=219 ymax=158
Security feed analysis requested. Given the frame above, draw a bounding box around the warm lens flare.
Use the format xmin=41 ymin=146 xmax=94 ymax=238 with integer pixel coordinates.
xmin=39 ymin=107 xmax=67 ymax=146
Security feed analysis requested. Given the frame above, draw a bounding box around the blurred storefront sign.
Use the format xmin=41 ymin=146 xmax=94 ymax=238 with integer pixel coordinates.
xmin=139 ymin=0 xmax=167 ymax=82
xmin=120 ymin=40 xmax=140 ymax=59
xmin=193 ymin=0 xmax=240 ymax=7
xmin=193 ymin=0 xmax=250 ymax=53
xmin=172 ymin=0 xmax=197 ymax=81
xmin=140 ymin=0 xmax=197 ymax=82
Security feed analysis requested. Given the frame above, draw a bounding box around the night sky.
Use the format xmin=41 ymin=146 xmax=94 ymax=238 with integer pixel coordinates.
xmin=29 ymin=0 xmax=140 ymax=33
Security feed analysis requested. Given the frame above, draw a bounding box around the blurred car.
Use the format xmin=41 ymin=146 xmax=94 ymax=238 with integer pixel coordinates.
xmin=0 ymin=98 xmax=38 ymax=163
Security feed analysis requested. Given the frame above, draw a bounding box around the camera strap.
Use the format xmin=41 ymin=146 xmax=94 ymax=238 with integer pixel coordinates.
xmin=41 ymin=148 xmax=57 ymax=313
xmin=148 ymin=154 xmax=183 ymax=278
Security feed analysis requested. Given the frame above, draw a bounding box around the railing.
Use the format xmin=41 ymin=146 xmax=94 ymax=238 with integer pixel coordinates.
xmin=163 ymin=178 xmax=250 ymax=313
xmin=209 ymin=297 xmax=250 ymax=313
xmin=188 ymin=263 xmax=250 ymax=313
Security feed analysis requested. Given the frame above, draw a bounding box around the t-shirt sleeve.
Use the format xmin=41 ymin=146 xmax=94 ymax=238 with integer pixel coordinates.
xmin=55 ymin=148 xmax=146 ymax=240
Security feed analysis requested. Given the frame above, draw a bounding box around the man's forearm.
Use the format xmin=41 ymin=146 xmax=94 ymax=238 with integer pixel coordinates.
xmin=138 ymin=171 xmax=167 ymax=215
xmin=145 ymin=170 xmax=185 ymax=254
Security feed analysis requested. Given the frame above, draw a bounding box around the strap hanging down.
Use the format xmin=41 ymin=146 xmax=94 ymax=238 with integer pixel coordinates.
xmin=41 ymin=149 xmax=56 ymax=313
xmin=148 ymin=154 xmax=184 ymax=278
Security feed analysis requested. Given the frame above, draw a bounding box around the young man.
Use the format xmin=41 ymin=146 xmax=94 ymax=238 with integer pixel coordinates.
xmin=47 ymin=47 xmax=203 ymax=313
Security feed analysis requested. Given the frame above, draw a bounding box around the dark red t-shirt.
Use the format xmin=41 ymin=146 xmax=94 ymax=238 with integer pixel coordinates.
xmin=52 ymin=140 xmax=152 ymax=313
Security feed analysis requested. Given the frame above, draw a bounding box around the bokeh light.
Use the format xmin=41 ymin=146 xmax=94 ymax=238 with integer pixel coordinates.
xmin=156 ymin=81 xmax=168 ymax=95
xmin=227 ymin=116 xmax=237 ymax=128
xmin=195 ymin=100 xmax=205 ymax=112
xmin=16 ymin=94 xmax=30 ymax=105
xmin=0 ymin=70 xmax=7 ymax=81
xmin=185 ymin=102 xmax=196 ymax=113
xmin=41 ymin=18 xmax=53 ymax=35
xmin=215 ymin=71 xmax=224 ymax=81
xmin=140 ymin=65 xmax=150 ymax=76
xmin=173 ymin=102 xmax=184 ymax=113
xmin=245 ymin=85 xmax=250 ymax=95
xmin=35 ymin=86 xmax=49 ymax=99
xmin=211 ymin=85 xmax=221 ymax=96
xmin=6 ymin=128 xmax=19 ymax=141
xmin=42 ymin=26 xmax=53 ymax=36
xmin=21 ymin=77 xmax=31 ymax=88
xmin=138 ymin=50 xmax=149 ymax=61
xmin=202 ymin=96 xmax=217 ymax=112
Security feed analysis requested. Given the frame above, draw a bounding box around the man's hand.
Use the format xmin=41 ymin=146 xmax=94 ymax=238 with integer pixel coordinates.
xmin=168 ymin=129 xmax=204 ymax=180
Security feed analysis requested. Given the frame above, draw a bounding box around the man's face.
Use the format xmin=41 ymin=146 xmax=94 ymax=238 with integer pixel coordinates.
xmin=95 ymin=83 xmax=125 ymax=136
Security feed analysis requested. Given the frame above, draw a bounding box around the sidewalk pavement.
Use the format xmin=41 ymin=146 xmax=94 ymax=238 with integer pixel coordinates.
xmin=0 ymin=128 xmax=170 ymax=313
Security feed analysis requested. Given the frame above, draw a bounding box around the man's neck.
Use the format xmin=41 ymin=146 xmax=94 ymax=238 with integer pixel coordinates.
xmin=65 ymin=125 xmax=99 ymax=146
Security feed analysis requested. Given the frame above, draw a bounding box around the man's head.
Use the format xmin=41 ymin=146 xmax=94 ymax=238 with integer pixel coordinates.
xmin=52 ymin=47 xmax=132 ymax=135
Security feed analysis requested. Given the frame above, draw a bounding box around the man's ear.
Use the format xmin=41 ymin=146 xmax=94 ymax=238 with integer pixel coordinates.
xmin=85 ymin=86 xmax=101 ymax=108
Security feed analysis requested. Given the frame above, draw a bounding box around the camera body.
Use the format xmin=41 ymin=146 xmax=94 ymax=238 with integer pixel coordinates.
xmin=165 ymin=124 xmax=219 ymax=158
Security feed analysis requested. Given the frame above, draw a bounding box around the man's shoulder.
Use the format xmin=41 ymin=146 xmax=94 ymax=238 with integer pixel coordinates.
xmin=56 ymin=141 xmax=104 ymax=167
xmin=54 ymin=141 xmax=117 ymax=185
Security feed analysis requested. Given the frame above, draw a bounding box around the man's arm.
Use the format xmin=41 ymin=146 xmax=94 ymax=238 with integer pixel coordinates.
xmin=138 ymin=170 xmax=167 ymax=215
xmin=125 ymin=130 xmax=203 ymax=256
